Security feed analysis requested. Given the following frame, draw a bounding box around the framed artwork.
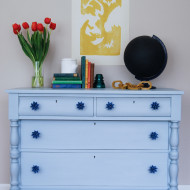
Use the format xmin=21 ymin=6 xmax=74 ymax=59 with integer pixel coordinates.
xmin=72 ymin=0 xmax=130 ymax=65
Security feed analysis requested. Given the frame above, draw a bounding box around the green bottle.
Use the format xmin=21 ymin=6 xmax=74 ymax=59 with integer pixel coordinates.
xmin=93 ymin=74 xmax=105 ymax=88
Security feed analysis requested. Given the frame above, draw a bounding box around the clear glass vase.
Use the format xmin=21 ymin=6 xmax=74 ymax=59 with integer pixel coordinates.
xmin=32 ymin=61 xmax=44 ymax=88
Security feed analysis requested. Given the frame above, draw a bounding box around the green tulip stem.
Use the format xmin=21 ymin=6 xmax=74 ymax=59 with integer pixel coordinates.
xmin=27 ymin=30 xmax=31 ymax=41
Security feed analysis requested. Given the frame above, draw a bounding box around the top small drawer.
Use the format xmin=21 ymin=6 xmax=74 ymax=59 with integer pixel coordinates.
xmin=97 ymin=97 xmax=171 ymax=117
xmin=19 ymin=96 xmax=93 ymax=116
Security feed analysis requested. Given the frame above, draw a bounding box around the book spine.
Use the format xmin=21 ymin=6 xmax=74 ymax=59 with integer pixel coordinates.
xmin=52 ymin=84 xmax=82 ymax=88
xmin=81 ymin=56 xmax=86 ymax=88
xmin=52 ymin=80 xmax=82 ymax=84
xmin=85 ymin=59 xmax=88 ymax=88
xmin=87 ymin=62 xmax=91 ymax=88
xmin=53 ymin=77 xmax=80 ymax=81
xmin=54 ymin=73 xmax=79 ymax=77
xmin=90 ymin=63 xmax=95 ymax=88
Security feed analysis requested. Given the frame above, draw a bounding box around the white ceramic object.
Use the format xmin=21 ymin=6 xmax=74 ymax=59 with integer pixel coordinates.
xmin=61 ymin=58 xmax=78 ymax=73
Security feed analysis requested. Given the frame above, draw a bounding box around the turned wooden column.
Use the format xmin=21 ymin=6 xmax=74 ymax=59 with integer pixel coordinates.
xmin=10 ymin=119 xmax=19 ymax=190
xmin=169 ymin=121 xmax=179 ymax=190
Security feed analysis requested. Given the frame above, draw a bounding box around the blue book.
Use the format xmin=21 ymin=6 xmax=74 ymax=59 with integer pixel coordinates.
xmin=52 ymin=84 xmax=82 ymax=88
xmin=81 ymin=56 xmax=86 ymax=88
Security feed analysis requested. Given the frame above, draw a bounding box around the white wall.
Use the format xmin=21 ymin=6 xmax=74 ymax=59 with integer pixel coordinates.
xmin=129 ymin=0 xmax=190 ymax=184
xmin=0 ymin=0 xmax=72 ymax=184
xmin=0 ymin=0 xmax=190 ymax=185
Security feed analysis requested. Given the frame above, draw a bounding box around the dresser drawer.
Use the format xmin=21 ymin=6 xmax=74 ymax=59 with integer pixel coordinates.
xmin=21 ymin=152 xmax=168 ymax=187
xmin=19 ymin=96 xmax=93 ymax=116
xmin=21 ymin=120 xmax=168 ymax=150
xmin=97 ymin=97 xmax=171 ymax=117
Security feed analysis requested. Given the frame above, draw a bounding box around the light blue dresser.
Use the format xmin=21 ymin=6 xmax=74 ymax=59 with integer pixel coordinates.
xmin=7 ymin=88 xmax=183 ymax=190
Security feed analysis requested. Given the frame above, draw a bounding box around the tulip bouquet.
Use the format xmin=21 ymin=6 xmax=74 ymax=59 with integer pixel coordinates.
xmin=12 ymin=17 xmax=56 ymax=87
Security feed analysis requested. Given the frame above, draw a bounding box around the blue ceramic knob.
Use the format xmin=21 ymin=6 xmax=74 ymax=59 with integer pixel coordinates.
xmin=32 ymin=165 xmax=40 ymax=173
xmin=149 ymin=165 xmax=158 ymax=174
xmin=31 ymin=130 xmax=40 ymax=139
xmin=76 ymin=102 xmax=85 ymax=110
xmin=151 ymin=102 xmax=160 ymax=110
xmin=106 ymin=102 xmax=114 ymax=110
xmin=150 ymin=132 xmax=158 ymax=140
xmin=30 ymin=101 xmax=39 ymax=111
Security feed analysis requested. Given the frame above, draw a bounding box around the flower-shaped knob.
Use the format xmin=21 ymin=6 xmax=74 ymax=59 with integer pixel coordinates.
xmin=31 ymin=130 xmax=40 ymax=139
xmin=150 ymin=132 xmax=158 ymax=140
xmin=151 ymin=102 xmax=160 ymax=110
xmin=106 ymin=102 xmax=114 ymax=110
xmin=149 ymin=165 xmax=158 ymax=174
xmin=76 ymin=102 xmax=85 ymax=110
xmin=32 ymin=165 xmax=40 ymax=173
xmin=30 ymin=101 xmax=39 ymax=111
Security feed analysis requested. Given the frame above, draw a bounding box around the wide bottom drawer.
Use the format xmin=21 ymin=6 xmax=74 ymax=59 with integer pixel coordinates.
xmin=21 ymin=152 xmax=168 ymax=187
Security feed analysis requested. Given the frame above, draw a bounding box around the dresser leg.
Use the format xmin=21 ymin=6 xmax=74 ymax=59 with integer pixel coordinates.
xmin=169 ymin=121 xmax=179 ymax=190
xmin=10 ymin=120 xmax=20 ymax=190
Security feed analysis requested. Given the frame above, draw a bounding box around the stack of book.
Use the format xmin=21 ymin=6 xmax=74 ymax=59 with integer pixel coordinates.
xmin=81 ymin=56 xmax=95 ymax=88
xmin=52 ymin=73 xmax=82 ymax=89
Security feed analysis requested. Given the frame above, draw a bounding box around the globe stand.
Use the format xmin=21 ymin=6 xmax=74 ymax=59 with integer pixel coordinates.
xmin=141 ymin=82 xmax=156 ymax=89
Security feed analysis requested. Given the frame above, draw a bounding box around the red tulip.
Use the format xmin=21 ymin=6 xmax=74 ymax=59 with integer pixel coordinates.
xmin=49 ymin=22 xmax=56 ymax=30
xmin=12 ymin=23 xmax=21 ymax=35
xmin=31 ymin=22 xmax=37 ymax=31
xmin=22 ymin=22 xmax=29 ymax=29
xmin=18 ymin=24 xmax=21 ymax=31
xmin=44 ymin=17 xmax=51 ymax=24
xmin=13 ymin=29 xmax=19 ymax=35
xmin=37 ymin=23 xmax=44 ymax=32
xmin=12 ymin=23 xmax=19 ymax=30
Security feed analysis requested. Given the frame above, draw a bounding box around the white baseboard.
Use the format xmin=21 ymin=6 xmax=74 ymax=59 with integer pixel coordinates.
xmin=0 ymin=185 xmax=9 ymax=190
xmin=180 ymin=186 xmax=190 ymax=190
xmin=0 ymin=185 xmax=189 ymax=190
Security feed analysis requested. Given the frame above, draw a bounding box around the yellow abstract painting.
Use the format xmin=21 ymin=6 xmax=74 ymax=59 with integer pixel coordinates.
xmin=80 ymin=0 xmax=122 ymax=55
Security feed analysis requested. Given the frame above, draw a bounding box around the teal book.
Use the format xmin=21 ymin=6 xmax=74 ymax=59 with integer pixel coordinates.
xmin=53 ymin=77 xmax=81 ymax=81
xmin=52 ymin=80 xmax=82 ymax=84
xmin=81 ymin=56 xmax=86 ymax=88
xmin=54 ymin=73 xmax=80 ymax=77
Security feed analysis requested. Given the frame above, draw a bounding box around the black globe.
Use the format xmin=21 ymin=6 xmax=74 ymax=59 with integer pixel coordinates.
xmin=124 ymin=35 xmax=167 ymax=81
